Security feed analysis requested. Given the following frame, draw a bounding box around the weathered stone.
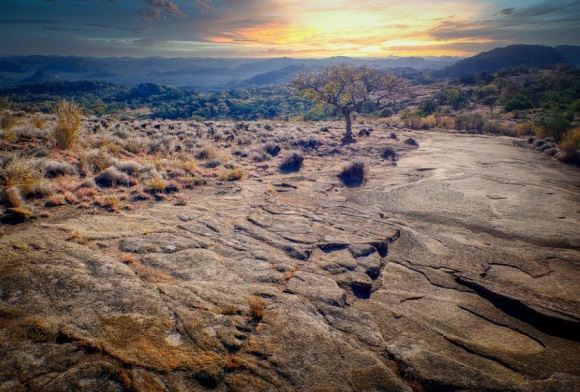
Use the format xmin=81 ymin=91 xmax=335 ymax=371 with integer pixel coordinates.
xmin=285 ymin=271 xmax=347 ymax=307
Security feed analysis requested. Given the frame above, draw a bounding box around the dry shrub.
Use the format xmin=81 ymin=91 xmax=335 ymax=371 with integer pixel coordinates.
xmin=146 ymin=176 xmax=166 ymax=192
xmin=219 ymin=168 xmax=243 ymax=181
xmin=54 ymin=99 xmax=82 ymax=149
xmin=247 ymin=296 xmax=267 ymax=320
xmin=115 ymin=160 xmax=142 ymax=175
xmin=559 ymin=128 xmax=580 ymax=153
xmin=120 ymin=254 xmax=137 ymax=264
xmin=1 ymin=111 xmax=14 ymax=131
xmin=63 ymin=191 xmax=79 ymax=204
xmin=515 ymin=121 xmax=536 ymax=136
xmin=75 ymin=186 xmax=98 ymax=202
xmin=27 ymin=180 xmax=54 ymax=198
xmin=45 ymin=194 xmax=66 ymax=207
xmin=279 ymin=150 xmax=303 ymax=172
xmin=33 ymin=118 xmax=44 ymax=129
xmin=195 ymin=145 xmax=219 ymax=160
xmin=79 ymin=148 xmax=113 ymax=174
xmin=339 ymin=159 xmax=366 ymax=186
xmin=1 ymin=155 xmax=43 ymax=195
xmin=435 ymin=115 xmax=455 ymax=129
xmin=219 ymin=304 xmax=240 ymax=315
xmin=94 ymin=167 xmax=131 ymax=187
xmin=43 ymin=159 xmax=78 ymax=178
xmin=6 ymin=186 xmax=24 ymax=208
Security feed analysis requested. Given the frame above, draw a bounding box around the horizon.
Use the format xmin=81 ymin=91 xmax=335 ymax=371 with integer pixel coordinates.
xmin=2 ymin=0 xmax=580 ymax=58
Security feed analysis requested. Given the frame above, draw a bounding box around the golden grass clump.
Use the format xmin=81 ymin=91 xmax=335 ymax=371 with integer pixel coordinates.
xmin=247 ymin=296 xmax=267 ymax=320
xmin=515 ymin=121 xmax=536 ymax=136
xmin=219 ymin=168 xmax=243 ymax=181
xmin=54 ymin=99 xmax=82 ymax=149
xmin=559 ymin=128 xmax=580 ymax=153
xmin=0 ymin=155 xmax=43 ymax=196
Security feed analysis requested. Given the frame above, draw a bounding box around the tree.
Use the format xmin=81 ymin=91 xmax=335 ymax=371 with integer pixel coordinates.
xmin=476 ymin=85 xmax=499 ymax=114
xmin=289 ymin=63 xmax=407 ymax=142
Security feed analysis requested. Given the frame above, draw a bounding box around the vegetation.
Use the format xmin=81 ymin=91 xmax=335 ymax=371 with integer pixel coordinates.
xmin=289 ymin=63 xmax=407 ymax=141
xmin=54 ymin=99 xmax=82 ymax=149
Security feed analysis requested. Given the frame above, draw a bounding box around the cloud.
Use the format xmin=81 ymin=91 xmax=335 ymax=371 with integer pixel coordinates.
xmin=0 ymin=18 xmax=61 ymax=24
xmin=147 ymin=0 xmax=186 ymax=16
xmin=429 ymin=0 xmax=580 ymax=46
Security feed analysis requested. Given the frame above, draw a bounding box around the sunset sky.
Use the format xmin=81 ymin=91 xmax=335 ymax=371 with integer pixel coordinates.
xmin=1 ymin=0 xmax=579 ymax=58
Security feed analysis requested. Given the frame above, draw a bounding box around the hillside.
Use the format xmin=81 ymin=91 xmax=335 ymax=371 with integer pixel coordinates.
xmin=0 ymin=55 xmax=459 ymax=90
xmin=437 ymin=45 xmax=572 ymax=78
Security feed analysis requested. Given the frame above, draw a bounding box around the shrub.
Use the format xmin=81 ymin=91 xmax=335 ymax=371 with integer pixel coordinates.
xmin=45 ymin=194 xmax=67 ymax=207
xmin=219 ymin=169 xmax=243 ymax=181
xmin=247 ymin=296 xmax=266 ymax=320
xmin=264 ymin=142 xmax=281 ymax=156
xmin=404 ymin=137 xmax=418 ymax=146
xmin=6 ymin=186 xmax=24 ymax=208
xmin=44 ymin=160 xmax=78 ymax=178
xmin=145 ymin=176 xmax=166 ymax=193
xmin=0 ymin=155 xmax=42 ymax=195
xmin=94 ymin=167 xmax=131 ymax=187
xmin=115 ymin=160 xmax=142 ymax=175
xmin=54 ymin=99 xmax=82 ymax=149
xmin=382 ymin=147 xmax=398 ymax=161
xmin=418 ymin=99 xmax=438 ymax=116
xmin=339 ymin=159 xmax=366 ymax=186
xmin=559 ymin=128 xmax=580 ymax=154
xmin=504 ymin=94 xmax=534 ymax=112
xmin=454 ymin=114 xmax=485 ymax=133
xmin=279 ymin=151 xmax=303 ymax=173
xmin=1 ymin=111 xmax=14 ymax=131
xmin=389 ymin=132 xmax=398 ymax=140
xmin=543 ymin=116 xmax=571 ymax=143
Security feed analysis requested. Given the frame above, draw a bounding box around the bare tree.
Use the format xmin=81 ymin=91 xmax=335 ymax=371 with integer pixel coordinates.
xmin=289 ymin=63 xmax=407 ymax=142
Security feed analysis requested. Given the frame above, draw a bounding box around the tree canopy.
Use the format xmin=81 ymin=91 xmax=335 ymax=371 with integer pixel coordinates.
xmin=289 ymin=63 xmax=407 ymax=141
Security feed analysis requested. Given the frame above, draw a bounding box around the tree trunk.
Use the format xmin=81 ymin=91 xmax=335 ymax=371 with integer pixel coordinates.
xmin=342 ymin=110 xmax=355 ymax=142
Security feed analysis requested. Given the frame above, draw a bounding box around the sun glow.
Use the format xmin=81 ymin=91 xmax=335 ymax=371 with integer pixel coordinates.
xmin=202 ymin=0 xmax=489 ymax=57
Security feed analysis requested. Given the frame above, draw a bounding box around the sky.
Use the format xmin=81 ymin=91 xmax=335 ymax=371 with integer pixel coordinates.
xmin=1 ymin=0 xmax=579 ymax=58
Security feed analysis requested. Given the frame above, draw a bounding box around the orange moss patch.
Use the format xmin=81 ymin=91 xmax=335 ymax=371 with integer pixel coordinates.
xmin=98 ymin=314 xmax=224 ymax=372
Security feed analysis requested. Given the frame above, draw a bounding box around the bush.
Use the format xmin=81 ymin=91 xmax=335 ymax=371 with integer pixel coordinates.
xmin=115 ymin=160 xmax=142 ymax=175
xmin=54 ymin=99 xmax=82 ymax=149
xmin=339 ymin=159 xmax=366 ymax=186
xmin=94 ymin=167 xmax=131 ymax=187
xmin=382 ymin=147 xmax=398 ymax=161
xmin=44 ymin=160 xmax=78 ymax=178
xmin=504 ymin=94 xmax=534 ymax=112
xmin=559 ymin=128 xmax=580 ymax=153
xmin=404 ymin=137 xmax=418 ymax=146
xmin=279 ymin=151 xmax=303 ymax=173
xmin=1 ymin=111 xmax=14 ymax=131
xmin=264 ymin=142 xmax=281 ymax=156
xmin=6 ymin=186 xmax=24 ymax=208
xmin=220 ymin=168 xmax=243 ymax=181
xmin=418 ymin=99 xmax=438 ymax=116
xmin=542 ymin=116 xmax=571 ymax=143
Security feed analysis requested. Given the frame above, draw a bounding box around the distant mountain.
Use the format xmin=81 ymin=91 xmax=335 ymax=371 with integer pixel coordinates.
xmin=556 ymin=45 xmax=580 ymax=67
xmin=20 ymin=69 xmax=61 ymax=84
xmin=436 ymin=45 xmax=571 ymax=78
xmin=0 ymin=55 xmax=460 ymax=90
xmin=238 ymin=65 xmax=308 ymax=87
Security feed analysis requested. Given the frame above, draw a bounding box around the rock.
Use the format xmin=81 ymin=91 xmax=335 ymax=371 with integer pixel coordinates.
xmin=285 ymin=271 xmax=347 ymax=307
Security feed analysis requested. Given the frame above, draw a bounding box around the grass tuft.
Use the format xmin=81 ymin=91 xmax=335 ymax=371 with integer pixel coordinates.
xmin=54 ymin=99 xmax=82 ymax=149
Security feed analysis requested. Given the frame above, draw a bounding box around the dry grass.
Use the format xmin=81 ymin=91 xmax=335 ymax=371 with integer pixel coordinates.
xmin=6 ymin=187 xmax=24 ymax=208
xmin=54 ymin=99 xmax=82 ymax=149
xmin=559 ymin=128 xmax=580 ymax=153
xmin=219 ymin=168 xmax=243 ymax=181
xmin=247 ymin=296 xmax=267 ymax=320
xmin=1 ymin=155 xmax=43 ymax=196
xmin=339 ymin=159 xmax=366 ymax=186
